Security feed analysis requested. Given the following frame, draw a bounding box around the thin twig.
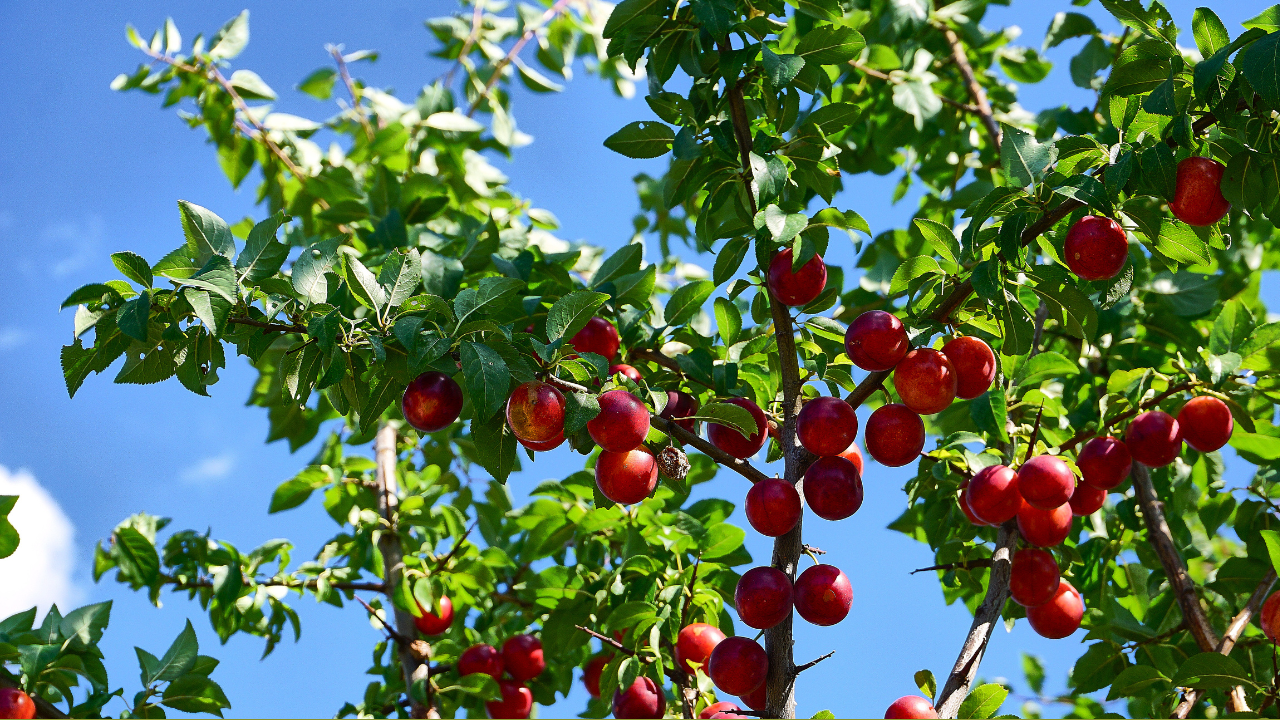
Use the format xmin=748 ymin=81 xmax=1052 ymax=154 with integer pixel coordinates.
xmin=1024 ymin=403 xmax=1044 ymax=464
xmin=328 ymin=45 xmax=377 ymax=142
xmin=442 ymin=1 xmax=486 ymax=86
xmin=848 ymin=60 xmax=982 ymax=114
xmin=355 ymin=594 xmax=413 ymax=647
xmin=630 ymin=348 xmax=716 ymax=390
xmin=1058 ymin=382 xmax=1195 ymax=453
xmin=226 ymin=315 xmax=308 ymax=334
xmin=935 ymin=22 xmax=1002 ymax=148
xmin=434 ymin=519 xmax=479 ymax=572
xmin=910 ymin=558 xmax=993 ymax=575
xmin=466 ymin=0 xmax=572 ymax=117
xmin=794 ymin=651 xmax=835 ymax=675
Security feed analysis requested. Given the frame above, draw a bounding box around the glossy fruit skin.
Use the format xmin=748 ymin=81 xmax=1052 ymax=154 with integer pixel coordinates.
xmin=802 ymin=456 xmax=864 ymax=521
xmin=676 ymin=622 xmax=727 ymax=674
xmin=768 ymin=249 xmax=828 ymax=306
xmin=797 ymin=397 xmax=858 ymax=456
xmin=1064 ymin=215 xmax=1128 ymax=281
xmin=1077 ymin=436 xmax=1131 ymax=490
xmin=1126 ymin=411 xmax=1183 ymax=467
xmin=0 ymin=689 xmax=35 ymax=720
xmin=1260 ymin=592 xmax=1280 ymax=642
xmin=401 ymin=372 xmax=464 ymax=432
xmin=1009 ymin=548 xmax=1061 ymax=607
xmin=458 ymin=644 xmax=504 ymax=678
xmin=1018 ymin=455 xmax=1075 ymax=510
xmin=706 ymin=397 xmax=769 ymax=459
xmin=414 ymin=596 xmax=453 ymax=635
xmin=517 ymin=433 xmax=564 ymax=452
xmin=1170 ymin=156 xmax=1231 ymax=226
xmin=839 ymin=441 xmax=865 ymax=475
xmin=596 ymin=447 xmax=659 ymax=505
xmin=505 ymin=381 xmax=566 ymax=443
xmin=570 ymin=316 xmax=621 ymax=360
xmin=845 ymin=310 xmax=911 ymax=371
xmin=738 ymin=683 xmax=766 ymax=711
xmin=661 ymin=390 xmax=700 ymax=432
xmin=587 ymin=389 xmax=651 ymax=452
xmin=966 ymin=465 xmax=1021 ymax=524
xmin=735 ymin=567 xmax=794 ymax=630
xmin=502 ymin=634 xmax=545 ymax=681
xmin=864 ymin=404 xmax=926 ymax=467
xmin=613 ymin=676 xmax=666 ymax=719
xmin=1017 ymin=501 xmax=1073 ymax=547
xmin=942 ymin=336 xmax=996 ymax=400
xmin=1069 ymin=483 xmax=1106 ymax=516
xmin=793 ymin=564 xmax=853 ymax=626
xmin=583 ymin=655 xmax=609 ymax=697
xmin=708 ymin=637 xmax=768 ymax=696
xmin=745 ymin=478 xmax=803 ymax=537
xmin=701 ymin=701 xmax=744 ymax=719
xmin=1178 ymin=396 xmax=1234 ymax=452
xmin=959 ymin=483 xmax=991 ymax=526
xmin=1026 ymin=579 xmax=1085 ymax=639
xmin=893 ymin=348 xmax=957 ymax=415
xmin=611 ymin=363 xmax=643 ymax=383
xmin=486 ymin=679 xmax=533 ymax=719
xmin=884 ymin=696 xmax=939 ymax=719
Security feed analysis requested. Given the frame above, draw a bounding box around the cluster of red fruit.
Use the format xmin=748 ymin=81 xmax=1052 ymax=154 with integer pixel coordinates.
xmin=1063 ymin=156 xmax=1231 ymax=282
xmin=0 ymin=688 xmax=35 ymax=720
xmin=445 ymin=635 xmax=546 ymax=719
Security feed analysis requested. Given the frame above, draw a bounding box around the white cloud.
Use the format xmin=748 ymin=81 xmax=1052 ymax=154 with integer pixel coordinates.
xmin=44 ymin=216 xmax=105 ymax=278
xmin=0 ymin=327 xmax=29 ymax=351
xmin=0 ymin=466 xmax=80 ymax=619
xmin=180 ymin=453 xmax=236 ymax=484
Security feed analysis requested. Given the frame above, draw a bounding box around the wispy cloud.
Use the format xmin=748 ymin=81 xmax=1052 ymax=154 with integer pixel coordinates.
xmin=0 ymin=465 xmax=80 ymax=618
xmin=180 ymin=453 xmax=236 ymax=484
xmin=45 ymin=217 xmax=106 ymax=278
xmin=0 ymin=328 xmax=29 ymax=351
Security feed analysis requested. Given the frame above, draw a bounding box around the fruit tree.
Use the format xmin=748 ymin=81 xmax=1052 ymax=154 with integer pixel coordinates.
xmin=2 ymin=0 xmax=1280 ymax=718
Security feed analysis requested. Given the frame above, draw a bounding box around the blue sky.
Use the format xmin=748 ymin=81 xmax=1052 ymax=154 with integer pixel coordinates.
xmin=0 ymin=0 xmax=1274 ymax=718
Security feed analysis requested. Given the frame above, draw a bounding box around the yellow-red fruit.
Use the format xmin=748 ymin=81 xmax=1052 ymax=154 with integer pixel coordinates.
xmin=675 ymin=623 xmax=726 ymax=673
xmin=942 ymin=336 xmax=996 ymax=400
xmin=884 ymin=696 xmax=938 ymax=719
xmin=595 ymin=447 xmax=659 ymax=504
xmin=892 ymin=348 xmax=957 ymax=415
xmin=797 ymin=397 xmax=858 ymax=456
xmin=570 ymin=316 xmax=621 ymax=360
xmin=1126 ymin=411 xmax=1183 ymax=467
xmin=414 ymin=595 xmax=454 ymax=635
xmin=505 ymin=381 xmax=566 ymax=443
xmin=768 ymin=249 xmax=827 ymax=306
xmin=401 ymin=372 xmax=464 ymax=432
xmin=845 ymin=310 xmax=910 ymax=371
xmin=864 ymin=404 xmax=925 ymax=467
xmin=1026 ymin=579 xmax=1085 ymax=639
xmin=1064 ymin=215 xmax=1128 ymax=281
xmin=706 ymin=397 xmax=769 ymax=459
xmin=1178 ymin=396 xmax=1233 ymax=453
xmin=1170 ymin=157 xmax=1231 ymax=227
xmin=1260 ymin=592 xmax=1280 ymax=642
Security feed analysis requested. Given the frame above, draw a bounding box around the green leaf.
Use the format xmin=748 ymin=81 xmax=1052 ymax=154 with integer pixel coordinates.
xmin=1148 ymin=271 xmax=1219 ymax=316
xmin=995 ymin=289 xmax=1034 ymax=356
xmin=755 ymin=205 xmax=808 ymax=243
xmin=593 ymin=243 xmax=644 ymax=289
xmin=1021 ymin=654 xmax=1044 ymax=695
xmin=378 ymin=248 xmax=423 ymax=309
xmin=1260 ymin=530 xmax=1280 ymax=581
xmin=1171 ymin=652 xmax=1254 ymax=689
xmin=228 ymin=68 xmax=275 ymax=100
xmin=471 ymin=413 xmax=518 ymax=483
xmin=1155 ymin=219 xmax=1213 ymax=266
xmin=603 ymin=0 xmax=666 ymax=38
xmin=346 ymin=255 xmax=388 ymax=311
xmin=605 ymin=601 xmax=657 ymax=634
xmin=957 ymin=683 xmax=1008 ymax=719
xmin=1240 ymin=322 xmax=1280 ymax=359
xmin=1018 ymin=351 xmax=1080 ymax=387
xmin=713 ymin=238 xmax=751 ymax=286
xmin=889 ymin=256 xmax=942 ymax=295
xmin=445 ymin=673 xmax=503 ymax=701
xmin=915 ymin=669 xmax=937 ymax=700
xmin=162 ymin=675 xmax=231 ymax=716
xmin=809 ymin=207 xmax=870 ymax=240
xmin=460 ymin=342 xmax=509 ymax=420
xmin=0 ymin=496 xmax=16 ymax=559
xmin=1045 ymin=12 xmax=1098 ymax=49
xmin=453 ymin=276 xmax=523 ymax=327
xmin=665 ymin=280 xmax=714 ymax=327
xmin=1221 ymin=150 xmax=1265 ymax=211
xmin=114 ymin=526 xmax=160 ymax=585
xmin=1001 ymin=123 xmax=1056 ymax=187
xmin=1104 ymin=57 xmax=1170 ymax=96
xmin=117 ymin=291 xmax=151 ymax=342
xmin=235 ymin=212 xmax=288 ymax=283
xmin=154 ymin=620 xmax=199 ymax=682
xmin=1231 ymin=432 xmax=1280 ymax=462
xmin=1241 ymin=30 xmax=1280 ymax=109
xmin=1069 ymin=642 xmax=1126 ymax=693
xmin=1245 ymin=6 xmax=1280 ymax=32
xmin=1098 ymin=0 xmax=1175 ymax=44
xmin=1192 ymin=8 xmax=1230 ymax=58
xmin=546 ymin=291 xmax=609 ymax=341
xmin=762 ymin=46 xmax=805 ymax=87
xmin=1054 ymin=174 xmax=1113 ymax=215
xmin=112 ymin=252 xmax=153 ymax=288
xmin=1107 ymin=664 xmax=1169 ymax=700
xmin=971 ymin=386 xmax=1009 ymax=442
xmin=178 ymin=200 xmax=234 ymax=266
xmin=297 ymin=67 xmax=336 ymax=99
xmin=914 ymin=219 xmax=960 ymax=265
xmin=564 ymin=392 xmax=601 ymax=435
xmin=794 ymin=25 xmax=865 ymax=65
xmin=603 ymin=121 xmax=674 ymax=159
xmin=424 ymin=111 xmax=484 ymax=133
xmin=62 ymin=283 xmax=124 ymax=310
xmin=1023 ymin=267 xmax=1098 ymax=343
xmin=701 ymin=523 xmax=746 ymax=559
xmin=688 ymin=402 xmax=757 ymax=437
xmin=714 ymin=297 xmax=742 ymax=345
xmin=691 ymin=0 xmax=735 ymax=37
xmin=268 ymin=467 xmax=330 ymax=514
xmin=208 ymin=9 xmax=249 ymax=59
xmin=182 ymin=255 xmax=238 ymax=304
xmin=292 ymin=239 xmax=341 ymax=304
xmin=59 ymin=601 xmax=112 ymax=649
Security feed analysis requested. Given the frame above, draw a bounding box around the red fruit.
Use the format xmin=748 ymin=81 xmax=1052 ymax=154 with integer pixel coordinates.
xmin=1025 ymin=579 xmax=1085 ymax=639
xmin=1178 ymin=396 xmax=1234 ymax=452
xmin=661 ymin=390 xmax=700 ymax=433
xmin=1017 ymin=501 xmax=1073 ymax=547
xmin=587 ymin=389 xmax=651 ymax=452
xmin=802 ymin=456 xmax=864 ymax=521
xmin=797 ymin=397 xmax=859 ymax=456
xmin=1064 ymin=215 xmax=1128 ymax=281
xmin=706 ymin=397 xmax=769 ymax=459
xmin=1260 ymin=592 xmax=1280 ymax=642
xmin=596 ymin=447 xmax=659 ymax=505
xmin=893 ymin=348 xmax=957 ymax=415
xmin=845 ymin=310 xmax=911 ymax=371
xmin=710 ymin=713 xmax=749 ymax=719
xmin=959 ymin=483 xmax=991 ymax=526
xmin=768 ymin=249 xmax=828 ymax=306
xmin=401 ymin=372 xmax=464 ymax=432
xmin=735 ymin=567 xmax=794 ymax=630
xmin=571 ymin=316 xmax=621 ymax=360
xmin=0 ymin=689 xmax=35 ymax=720
xmin=1170 ymin=156 xmax=1231 ymax=227
xmin=745 ymin=478 xmax=803 ymax=537
xmin=485 ymin=678 xmax=532 ymax=719
xmin=583 ymin=655 xmax=610 ymax=697
xmin=966 ymin=465 xmax=1021 ymax=524
xmin=1077 ymin=436 xmax=1131 ymax=490
xmin=506 ymin=381 xmax=566 ymax=443
xmin=613 ymin=676 xmax=666 ymax=719
xmin=1009 ymin=548 xmax=1060 ymax=607
xmin=739 ymin=683 xmax=766 ymax=711
xmin=502 ymin=634 xmax=545 ymax=681
xmin=864 ymin=404 xmax=926 ymax=467
xmin=708 ymin=637 xmax=768 ymax=696
xmin=1018 ymin=455 xmax=1075 ymax=510
xmin=611 ymin=363 xmax=643 ymax=383
xmin=518 ymin=433 xmax=564 ymax=452
xmin=1070 ymin=482 xmax=1106 ymax=516
xmin=885 ymin=695 xmax=938 ymax=719
xmin=839 ymin=441 xmax=865 ymax=475
xmin=676 ymin=623 xmax=727 ymax=674
xmin=1125 ymin=410 xmax=1183 ymax=467
xmin=793 ymin=564 xmax=852 ymax=626
xmin=942 ymin=336 xmax=996 ymax=400
xmin=701 ymin=701 xmax=744 ymax=719
xmin=458 ymin=644 xmax=504 ymax=678
xmin=414 ymin=595 xmax=453 ymax=635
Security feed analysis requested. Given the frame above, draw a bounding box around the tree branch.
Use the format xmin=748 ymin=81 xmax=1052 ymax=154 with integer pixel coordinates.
xmin=227 ymin=315 xmax=308 ymax=335
xmin=847 ymin=61 xmax=982 ymax=114
xmin=935 ymin=23 xmax=1002 ymax=148
xmin=328 ymin=44 xmax=377 ymax=143
xmin=793 ymin=651 xmax=835 ymax=675
xmin=159 ymin=573 xmax=385 ymax=593
xmin=1058 ymin=382 xmax=1196 ymax=453
xmin=910 ymin=558 xmax=993 ymax=575
xmin=935 ymin=521 xmax=1017 ymax=718
xmin=572 ymin=626 xmax=689 ymax=685
xmin=652 ymin=415 xmax=771 ymax=485
xmin=466 ymin=0 xmax=572 ymax=117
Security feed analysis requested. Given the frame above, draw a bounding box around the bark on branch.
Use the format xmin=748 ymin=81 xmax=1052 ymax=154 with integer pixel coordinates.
xmin=652 ymin=415 xmax=771 ymax=485
xmin=935 ymin=23 xmax=1002 ymax=148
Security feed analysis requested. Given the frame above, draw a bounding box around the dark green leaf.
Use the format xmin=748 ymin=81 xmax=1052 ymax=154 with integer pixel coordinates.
xmin=117 ymin=291 xmax=151 ymax=342
xmin=547 ymin=291 xmax=609 ymax=341
xmin=112 ymin=252 xmax=153 ymax=288
xmin=604 ymin=121 xmax=674 ymax=159
xmin=1241 ymin=31 xmax=1280 ymax=109
xmin=235 ymin=212 xmax=288 ymax=284
xmin=1001 ymin=124 xmax=1056 ymax=187
xmin=794 ymin=26 xmax=865 ymax=65
xmin=957 ymin=683 xmax=1008 ymax=719
xmin=1171 ymin=652 xmax=1254 ymax=689
xmin=178 ymin=200 xmax=234 ymax=265
xmin=665 ymin=280 xmax=714 ymax=327
xmin=460 ymin=342 xmax=509 ymax=420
